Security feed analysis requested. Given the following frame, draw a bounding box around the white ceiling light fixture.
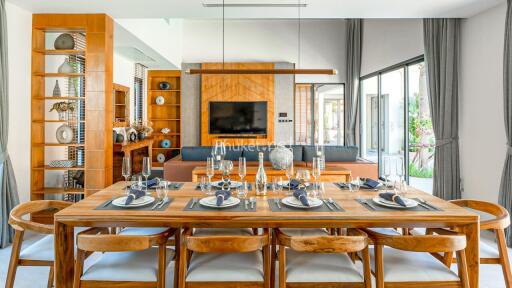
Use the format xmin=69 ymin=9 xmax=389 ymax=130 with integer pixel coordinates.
xmin=202 ymin=2 xmax=307 ymax=8
xmin=187 ymin=0 xmax=337 ymax=75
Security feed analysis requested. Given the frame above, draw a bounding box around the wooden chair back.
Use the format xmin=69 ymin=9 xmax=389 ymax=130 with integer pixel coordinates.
xmin=450 ymin=199 xmax=510 ymax=230
xmin=9 ymin=200 xmax=71 ymax=234
xmin=365 ymin=228 xmax=467 ymax=253
xmin=184 ymin=228 xmax=270 ymax=253
xmin=275 ymin=228 xmax=368 ymax=253
xmin=76 ymin=227 xmax=173 ymax=252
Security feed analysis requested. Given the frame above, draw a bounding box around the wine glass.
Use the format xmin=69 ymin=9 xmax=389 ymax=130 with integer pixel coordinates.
xmin=348 ymin=175 xmax=360 ymax=192
xmin=396 ymin=156 xmax=405 ymax=188
xmin=206 ymin=157 xmax=215 ymax=195
xmin=199 ymin=176 xmax=208 ymax=196
xmin=285 ymin=161 xmax=294 ymax=193
xmin=155 ymin=179 xmax=165 ymax=202
xmin=142 ymin=157 xmax=151 ymax=193
xmin=238 ymin=157 xmax=247 ymax=182
xmin=122 ymin=156 xmax=131 ymax=195
xmin=312 ymin=157 xmax=321 ymax=196
xmin=383 ymin=156 xmax=391 ymax=188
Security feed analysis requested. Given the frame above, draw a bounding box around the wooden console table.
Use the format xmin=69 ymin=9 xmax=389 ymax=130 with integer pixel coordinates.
xmin=192 ymin=166 xmax=351 ymax=183
xmin=113 ymin=139 xmax=153 ymax=182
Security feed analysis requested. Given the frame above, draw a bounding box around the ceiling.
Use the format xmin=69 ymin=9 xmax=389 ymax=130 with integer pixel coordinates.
xmin=7 ymin=0 xmax=505 ymax=19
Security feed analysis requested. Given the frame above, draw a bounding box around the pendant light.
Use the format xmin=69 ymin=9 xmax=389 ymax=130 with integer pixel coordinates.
xmin=187 ymin=0 xmax=337 ymax=75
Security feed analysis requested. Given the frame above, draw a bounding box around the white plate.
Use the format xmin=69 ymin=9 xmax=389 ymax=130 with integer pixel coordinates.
xmin=156 ymin=96 xmax=165 ymax=105
xmin=372 ymin=197 xmax=418 ymax=209
xmin=281 ymin=196 xmax=323 ymax=209
xmin=279 ymin=181 xmax=311 ymax=188
xmin=212 ymin=180 xmax=242 ymax=189
xmin=112 ymin=196 xmax=155 ymax=207
xmin=199 ymin=196 xmax=241 ymax=208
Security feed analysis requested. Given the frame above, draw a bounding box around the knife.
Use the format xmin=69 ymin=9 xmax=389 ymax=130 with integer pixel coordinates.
xmin=189 ymin=198 xmax=198 ymax=209
xmin=323 ymin=199 xmax=334 ymax=211
xmin=244 ymin=199 xmax=248 ymax=210
xmin=102 ymin=198 xmax=115 ymax=208
xmin=362 ymin=199 xmax=376 ymax=211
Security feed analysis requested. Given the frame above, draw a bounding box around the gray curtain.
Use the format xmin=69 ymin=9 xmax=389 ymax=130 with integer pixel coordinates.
xmin=499 ymin=0 xmax=512 ymax=247
xmin=344 ymin=19 xmax=362 ymax=146
xmin=423 ymin=19 xmax=461 ymax=200
xmin=0 ymin=0 xmax=20 ymax=249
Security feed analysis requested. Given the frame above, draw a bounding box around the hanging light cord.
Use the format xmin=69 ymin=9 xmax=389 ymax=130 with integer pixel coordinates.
xmin=297 ymin=0 xmax=301 ymax=69
xmin=222 ymin=0 xmax=225 ymax=69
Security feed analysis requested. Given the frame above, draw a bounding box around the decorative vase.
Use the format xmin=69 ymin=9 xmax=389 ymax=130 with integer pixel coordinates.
xmin=137 ymin=132 xmax=146 ymax=140
xmin=68 ymin=80 xmax=77 ymax=97
xmin=56 ymin=124 xmax=74 ymax=144
xmin=57 ymin=111 xmax=67 ymax=120
xmin=58 ymin=59 xmax=75 ymax=74
xmin=160 ymin=139 xmax=171 ymax=148
xmin=159 ymin=81 xmax=170 ymax=90
xmin=157 ymin=153 xmax=166 ymax=163
xmin=54 ymin=33 xmax=75 ymax=50
xmin=269 ymin=145 xmax=294 ymax=170
xmin=115 ymin=133 xmax=124 ymax=143
xmin=52 ymin=80 xmax=61 ymax=97
xmin=161 ymin=128 xmax=170 ymax=134
xmin=129 ymin=131 xmax=137 ymax=142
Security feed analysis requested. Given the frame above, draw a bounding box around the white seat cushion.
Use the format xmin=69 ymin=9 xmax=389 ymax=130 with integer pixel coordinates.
xmin=367 ymin=228 xmax=402 ymax=235
xmin=81 ymin=248 xmax=174 ymax=282
xmin=19 ymin=227 xmax=86 ymax=261
xmin=480 ymin=241 xmax=500 ymax=259
xmin=370 ymin=247 xmax=460 ymax=282
xmin=280 ymin=228 xmax=329 ymax=236
xmin=119 ymin=227 xmax=172 ymax=236
xmin=186 ymin=251 xmax=264 ymax=282
xmin=285 ymin=249 xmax=364 ymax=283
xmin=193 ymin=228 xmax=253 ymax=236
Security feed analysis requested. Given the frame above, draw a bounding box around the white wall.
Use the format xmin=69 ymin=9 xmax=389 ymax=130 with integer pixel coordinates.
xmin=6 ymin=2 xmax=32 ymax=203
xmin=113 ymin=53 xmax=136 ymax=121
xmin=460 ymin=2 xmax=507 ymax=203
xmin=182 ymin=19 xmax=346 ymax=84
xmin=361 ymin=19 xmax=424 ymax=75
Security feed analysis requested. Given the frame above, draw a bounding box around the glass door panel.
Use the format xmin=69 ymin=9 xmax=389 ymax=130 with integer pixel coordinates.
xmin=360 ymin=76 xmax=378 ymax=163
xmin=315 ymin=84 xmax=344 ymax=145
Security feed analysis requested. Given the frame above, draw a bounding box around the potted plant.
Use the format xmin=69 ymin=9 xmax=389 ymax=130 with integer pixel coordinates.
xmin=49 ymin=101 xmax=76 ymax=120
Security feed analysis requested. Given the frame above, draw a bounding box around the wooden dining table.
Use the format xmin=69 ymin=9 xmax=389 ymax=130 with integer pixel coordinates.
xmin=53 ymin=181 xmax=480 ymax=288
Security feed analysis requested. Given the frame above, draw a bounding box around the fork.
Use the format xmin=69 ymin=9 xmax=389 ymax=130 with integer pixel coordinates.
xmin=417 ymin=198 xmax=439 ymax=211
xmin=151 ymin=199 xmax=164 ymax=210
xmin=274 ymin=198 xmax=281 ymax=209
xmin=328 ymin=198 xmax=341 ymax=210
xmin=322 ymin=199 xmax=335 ymax=211
xmin=250 ymin=197 xmax=256 ymax=209
xmin=358 ymin=197 xmax=376 ymax=211
xmin=189 ymin=198 xmax=198 ymax=209
xmin=157 ymin=197 xmax=170 ymax=209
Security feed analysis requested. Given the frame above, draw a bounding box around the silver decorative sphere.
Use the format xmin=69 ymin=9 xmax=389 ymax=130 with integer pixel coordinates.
xmin=269 ymin=146 xmax=293 ymax=170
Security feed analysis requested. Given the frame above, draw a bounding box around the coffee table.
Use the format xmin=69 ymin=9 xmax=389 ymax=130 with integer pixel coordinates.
xmin=191 ymin=166 xmax=351 ymax=182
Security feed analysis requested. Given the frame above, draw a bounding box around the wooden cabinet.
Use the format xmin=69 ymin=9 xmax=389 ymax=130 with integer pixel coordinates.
xmin=113 ymin=83 xmax=130 ymax=127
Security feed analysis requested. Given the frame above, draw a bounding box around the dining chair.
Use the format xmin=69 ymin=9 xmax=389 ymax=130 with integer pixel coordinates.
xmin=73 ymin=227 xmax=176 ymax=288
xmin=364 ymin=228 xmax=469 ymax=288
xmin=274 ymin=228 xmax=372 ymax=288
xmin=178 ymin=227 xmax=271 ymax=287
xmin=433 ymin=199 xmax=512 ymax=287
xmin=6 ymin=200 xmax=73 ymax=288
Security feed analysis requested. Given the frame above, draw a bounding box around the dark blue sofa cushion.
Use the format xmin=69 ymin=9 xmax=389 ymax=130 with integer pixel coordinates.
xmin=241 ymin=146 xmax=271 ymax=161
xmin=303 ymin=146 xmax=359 ymax=162
xmin=181 ymin=146 xmax=212 ymax=161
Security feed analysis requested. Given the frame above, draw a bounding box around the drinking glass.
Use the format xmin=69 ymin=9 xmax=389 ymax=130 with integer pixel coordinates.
xmin=206 ymin=157 xmax=215 ymax=195
xmin=122 ymin=156 xmax=131 ymax=195
xmin=396 ymin=156 xmax=405 ymax=188
xmin=155 ymin=179 xmax=165 ymax=201
xmin=383 ymin=156 xmax=391 ymax=187
xmin=296 ymin=169 xmax=311 ymax=184
xmin=312 ymin=157 xmax=321 ymax=196
xmin=142 ymin=157 xmax=151 ymax=193
xmin=238 ymin=157 xmax=247 ymax=182
xmin=236 ymin=181 xmax=248 ymax=200
xmin=285 ymin=162 xmax=294 ymax=193
xmin=199 ymin=176 xmax=208 ymax=196
xmin=272 ymin=177 xmax=283 ymax=195
xmin=132 ymin=175 xmax=142 ymax=188
xmin=349 ymin=175 xmax=360 ymax=192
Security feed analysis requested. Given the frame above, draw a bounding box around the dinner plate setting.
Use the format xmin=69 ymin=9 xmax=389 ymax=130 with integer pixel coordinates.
xmin=371 ymin=196 xmax=419 ymax=209
xmin=199 ymin=196 xmax=241 ymax=208
xmin=111 ymin=196 xmax=155 ymax=208
xmin=211 ymin=180 xmax=242 ymax=189
xmin=281 ymin=196 xmax=323 ymax=209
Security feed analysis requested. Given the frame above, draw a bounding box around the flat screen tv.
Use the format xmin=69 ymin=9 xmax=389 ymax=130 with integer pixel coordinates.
xmin=209 ymin=101 xmax=267 ymax=135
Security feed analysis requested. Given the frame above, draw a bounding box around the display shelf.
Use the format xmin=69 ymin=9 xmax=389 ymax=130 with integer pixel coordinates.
xmin=34 ymin=96 xmax=85 ymax=100
xmin=33 ymin=165 xmax=85 ymax=171
xmin=33 ymin=188 xmax=85 ymax=194
xmin=33 ymin=49 xmax=85 ymax=55
xmin=33 ymin=72 xmax=85 ymax=77
xmin=34 ymin=143 xmax=85 ymax=147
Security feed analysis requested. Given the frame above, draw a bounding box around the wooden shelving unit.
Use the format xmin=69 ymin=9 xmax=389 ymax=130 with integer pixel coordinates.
xmin=31 ymin=14 xmax=114 ymax=223
xmin=113 ymin=83 xmax=130 ymax=126
xmin=147 ymin=70 xmax=182 ymax=168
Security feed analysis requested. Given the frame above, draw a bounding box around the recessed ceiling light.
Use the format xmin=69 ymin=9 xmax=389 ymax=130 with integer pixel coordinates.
xmin=202 ymin=2 xmax=307 ymax=8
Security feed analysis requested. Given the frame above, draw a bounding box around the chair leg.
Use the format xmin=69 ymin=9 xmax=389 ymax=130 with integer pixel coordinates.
xmin=263 ymin=240 xmax=271 ymax=288
xmin=270 ymin=229 xmax=277 ymax=288
xmin=47 ymin=265 xmax=55 ymax=288
xmin=361 ymin=247 xmax=372 ymax=288
xmin=456 ymin=249 xmax=470 ymax=288
xmin=73 ymin=249 xmax=86 ymax=288
xmin=497 ymin=229 xmax=512 ymax=288
xmin=374 ymin=244 xmax=384 ymax=288
xmin=178 ymin=232 xmax=188 ymax=288
xmin=157 ymin=244 xmax=166 ymax=288
xmin=174 ymin=229 xmax=180 ymax=288
xmin=279 ymin=245 xmax=286 ymax=288
xmin=6 ymin=229 xmax=24 ymax=288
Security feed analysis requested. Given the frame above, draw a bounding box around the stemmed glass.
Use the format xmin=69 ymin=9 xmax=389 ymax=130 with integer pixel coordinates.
xmin=383 ymin=156 xmax=392 ymax=188
xmin=122 ymin=156 xmax=131 ymax=195
xmin=220 ymin=160 xmax=233 ymax=183
xmin=238 ymin=157 xmax=247 ymax=182
xmin=199 ymin=176 xmax=208 ymax=196
xmin=206 ymin=157 xmax=215 ymax=195
xmin=142 ymin=157 xmax=151 ymax=193
xmin=312 ymin=157 xmax=321 ymax=198
xmin=285 ymin=161 xmax=294 ymax=194
xmin=236 ymin=181 xmax=248 ymax=205
xmin=212 ymin=141 xmax=226 ymax=167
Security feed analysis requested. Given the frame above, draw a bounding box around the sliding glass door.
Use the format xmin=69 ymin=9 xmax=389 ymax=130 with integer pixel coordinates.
xmin=360 ymin=57 xmax=434 ymax=192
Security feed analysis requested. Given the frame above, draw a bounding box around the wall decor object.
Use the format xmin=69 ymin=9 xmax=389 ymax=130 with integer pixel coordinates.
xmin=269 ymin=145 xmax=294 ymax=170
xmin=58 ymin=59 xmax=75 ymax=74
xmin=48 ymin=160 xmax=75 ymax=168
xmin=50 ymin=101 xmax=76 ymax=120
xmin=54 ymin=33 xmax=75 ymax=50
xmin=115 ymin=133 xmax=124 ymax=143
xmin=161 ymin=128 xmax=170 ymax=134
xmin=155 ymin=95 xmax=165 ymax=105
xmin=158 ymin=81 xmax=171 ymax=90
xmin=157 ymin=153 xmax=166 ymax=163
xmin=56 ymin=124 xmax=74 ymax=144
xmin=68 ymin=80 xmax=77 ymax=97
xmin=137 ymin=132 xmax=146 ymax=140
xmin=160 ymin=139 xmax=171 ymax=148
xmin=52 ymin=80 xmax=61 ymax=96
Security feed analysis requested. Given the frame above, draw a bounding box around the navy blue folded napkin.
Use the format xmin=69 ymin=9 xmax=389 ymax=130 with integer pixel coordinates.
xmin=289 ymin=179 xmax=301 ymax=190
xmin=125 ymin=188 xmax=145 ymax=205
xmin=335 ymin=182 xmax=350 ymax=188
xmin=379 ymin=192 xmax=406 ymax=207
xmin=142 ymin=178 xmax=159 ymax=188
xmin=362 ymin=178 xmax=381 ymax=189
xmin=293 ymin=189 xmax=309 ymax=206
xmin=215 ymin=190 xmax=231 ymax=206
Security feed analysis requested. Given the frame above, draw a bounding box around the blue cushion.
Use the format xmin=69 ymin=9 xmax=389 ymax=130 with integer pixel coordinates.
xmin=303 ymin=146 xmax=359 ymax=162
xmin=241 ymin=146 xmax=271 ymax=161
xmin=224 ymin=146 xmax=243 ymax=161
xmin=181 ymin=146 xmax=212 ymax=161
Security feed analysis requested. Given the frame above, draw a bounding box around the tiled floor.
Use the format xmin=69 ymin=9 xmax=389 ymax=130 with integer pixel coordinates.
xmin=0 ymin=231 xmax=510 ymax=287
